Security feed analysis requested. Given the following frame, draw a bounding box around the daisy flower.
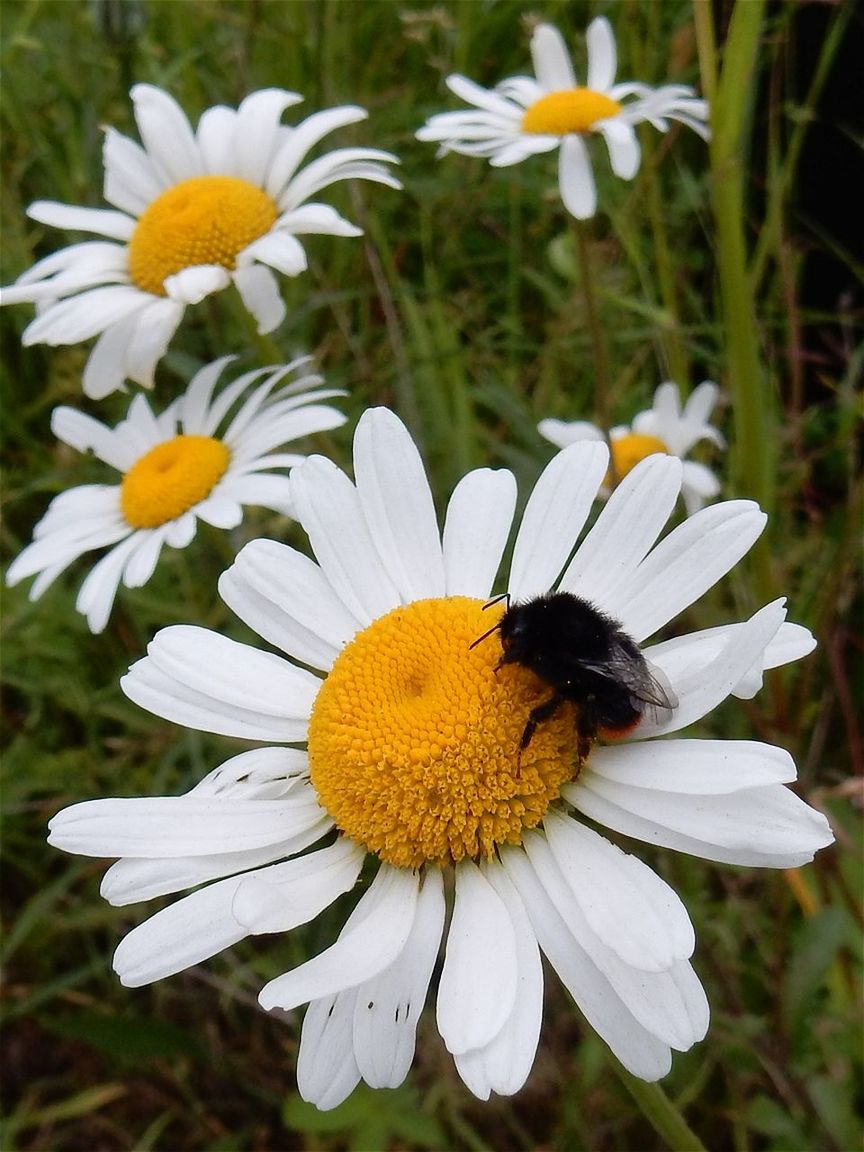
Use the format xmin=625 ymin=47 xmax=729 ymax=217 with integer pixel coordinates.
xmin=0 ymin=86 xmax=401 ymax=398
xmin=48 ymin=409 xmax=832 ymax=1106
xmin=540 ymin=380 xmax=725 ymax=514
xmin=6 ymin=355 xmax=346 ymax=633
xmin=416 ymin=17 xmax=709 ymax=219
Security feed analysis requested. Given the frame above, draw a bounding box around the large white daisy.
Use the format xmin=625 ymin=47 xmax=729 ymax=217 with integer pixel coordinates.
xmin=6 ymin=355 xmax=345 ymax=633
xmin=48 ymin=408 xmax=832 ymax=1106
xmin=0 ymin=85 xmax=401 ymax=398
xmin=416 ymin=17 xmax=709 ymax=218
xmin=540 ymin=380 xmax=725 ymax=514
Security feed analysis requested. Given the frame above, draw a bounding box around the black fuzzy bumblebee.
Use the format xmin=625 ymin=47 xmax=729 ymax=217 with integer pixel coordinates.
xmin=471 ymin=591 xmax=677 ymax=754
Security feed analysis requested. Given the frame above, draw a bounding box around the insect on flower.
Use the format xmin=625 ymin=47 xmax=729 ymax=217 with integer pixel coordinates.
xmin=472 ymin=591 xmax=678 ymax=757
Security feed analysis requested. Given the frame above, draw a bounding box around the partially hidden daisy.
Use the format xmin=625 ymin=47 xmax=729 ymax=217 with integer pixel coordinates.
xmin=540 ymin=380 xmax=725 ymax=514
xmin=0 ymin=86 xmax=401 ymax=398
xmin=6 ymin=355 xmax=345 ymax=633
xmin=48 ymin=408 xmax=832 ymax=1106
xmin=416 ymin=17 xmax=709 ymax=218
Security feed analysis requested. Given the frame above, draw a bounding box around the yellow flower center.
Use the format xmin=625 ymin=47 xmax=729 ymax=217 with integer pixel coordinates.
xmin=308 ymin=597 xmax=583 ymax=869
xmin=522 ymin=88 xmax=623 ymax=135
xmin=608 ymin=432 xmax=668 ymax=485
xmin=128 ymin=176 xmax=278 ymax=296
xmin=120 ymin=435 xmax=231 ymax=528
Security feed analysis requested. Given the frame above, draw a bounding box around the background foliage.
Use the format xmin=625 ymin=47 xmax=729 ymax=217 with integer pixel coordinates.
xmin=1 ymin=1 xmax=861 ymax=1149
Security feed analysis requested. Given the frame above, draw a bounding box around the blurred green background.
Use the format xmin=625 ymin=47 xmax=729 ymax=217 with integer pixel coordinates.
xmin=1 ymin=1 xmax=861 ymax=1149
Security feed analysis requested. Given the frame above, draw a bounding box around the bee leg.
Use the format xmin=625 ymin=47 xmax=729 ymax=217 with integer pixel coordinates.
xmin=517 ymin=694 xmax=566 ymax=774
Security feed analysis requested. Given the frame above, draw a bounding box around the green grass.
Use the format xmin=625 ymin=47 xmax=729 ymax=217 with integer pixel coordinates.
xmin=1 ymin=1 xmax=861 ymax=1150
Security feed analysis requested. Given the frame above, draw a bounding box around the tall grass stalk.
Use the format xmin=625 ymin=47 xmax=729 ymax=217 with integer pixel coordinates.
xmin=695 ymin=0 xmax=775 ymax=605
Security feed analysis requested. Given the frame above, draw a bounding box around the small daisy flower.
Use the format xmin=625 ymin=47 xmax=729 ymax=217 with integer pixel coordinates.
xmin=6 ymin=355 xmax=346 ymax=633
xmin=1 ymin=86 xmax=401 ymax=398
xmin=416 ymin=17 xmax=709 ymax=219
xmin=49 ymin=409 xmax=832 ymax=1106
xmin=540 ymin=380 xmax=725 ymax=514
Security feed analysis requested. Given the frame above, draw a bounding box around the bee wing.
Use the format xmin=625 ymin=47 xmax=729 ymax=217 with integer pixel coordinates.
xmin=578 ymin=648 xmax=678 ymax=714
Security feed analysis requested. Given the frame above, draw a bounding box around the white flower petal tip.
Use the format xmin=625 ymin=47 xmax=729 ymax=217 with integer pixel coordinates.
xmin=4 ymin=86 xmax=399 ymax=392
xmin=417 ymin=18 xmax=708 ymax=218
xmin=7 ymin=357 xmax=341 ymax=634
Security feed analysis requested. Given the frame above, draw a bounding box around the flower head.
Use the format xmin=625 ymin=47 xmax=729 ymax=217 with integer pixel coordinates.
xmin=416 ymin=18 xmax=709 ymax=218
xmin=7 ymin=356 xmax=345 ymax=632
xmin=1 ymin=86 xmax=401 ymax=397
xmin=540 ymin=380 xmax=725 ymax=514
xmin=48 ymin=409 xmax=832 ymax=1105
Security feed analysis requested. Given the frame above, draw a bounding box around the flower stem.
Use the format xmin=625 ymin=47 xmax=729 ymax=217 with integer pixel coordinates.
xmin=573 ymin=218 xmax=611 ymax=435
xmin=611 ymin=1057 xmax=709 ymax=1152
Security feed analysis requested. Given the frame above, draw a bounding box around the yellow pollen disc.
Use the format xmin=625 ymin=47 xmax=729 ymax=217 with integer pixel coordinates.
xmin=128 ymin=176 xmax=278 ymax=296
xmin=522 ymin=88 xmax=623 ymax=135
xmin=608 ymin=432 xmax=668 ymax=486
xmin=308 ymin=597 xmax=584 ymax=869
xmin=120 ymin=435 xmax=230 ymax=528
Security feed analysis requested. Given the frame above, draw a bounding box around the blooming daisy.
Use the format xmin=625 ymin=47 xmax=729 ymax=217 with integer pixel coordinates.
xmin=6 ymin=355 xmax=346 ymax=633
xmin=540 ymin=380 xmax=725 ymax=514
xmin=416 ymin=17 xmax=709 ymax=219
xmin=48 ymin=409 xmax=832 ymax=1106
xmin=0 ymin=86 xmax=401 ymax=398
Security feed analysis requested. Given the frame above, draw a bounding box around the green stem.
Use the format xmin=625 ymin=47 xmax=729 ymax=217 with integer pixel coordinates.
xmin=695 ymin=0 xmax=775 ymax=603
xmin=573 ymin=218 xmax=611 ymax=435
xmin=612 ymin=1058 xmax=710 ymax=1152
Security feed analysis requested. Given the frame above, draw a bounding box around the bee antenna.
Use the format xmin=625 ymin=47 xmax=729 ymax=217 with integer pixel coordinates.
xmin=481 ymin=592 xmax=510 ymax=613
xmin=469 ymin=593 xmax=510 ymax=650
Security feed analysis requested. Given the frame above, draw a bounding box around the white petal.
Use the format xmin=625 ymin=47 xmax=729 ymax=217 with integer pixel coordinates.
xmin=266 ymin=105 xmax=368 ymax=199
xmin=149 ymin=623 xmax=316 ymax=716
xmin=130 ymin=84 xmax=203 ymax=184
xmin=101 ymin=820 xmax=329 ymax=905
xmin=454 ymin=861 xmax=543 ymax=1099
xmin=442 ymin=468 xmax=517 ymax=598
xmin=75 ymin=534 xmax=141 ymax=632
xmin=242 ymin=231 xmax=307 ymax=277
xmin=640 ymin=600 xmax=787 ymax=738
xmin=544 ymin=808 xmax=694 ymax=970
xmin=232 ymin=88 xmax=304 ymax=187
xmin=614 ymin=500 xmax=767 ymax=642
xmin=102 ymin=127 xmax=162 ymax=215
xmin=50 ymin=406 xmax=131 ymax=470
xmin=233 ymin=837 xmax=365 ymax=933
xmin=296 ymin=993 xmax=362 ymax=1111
xmin=598 ymin=119 xmax=641 ymax=180
xmin=232 ymin=263 xmax=287 ymax=334
xmin=219 ymin=538 xmax=360 ymax=670
xmin=587 ymin=739 xmax=797 ymax=793
xmin=290 ymin=455 xmax=401 ymax=625
xmin=522 ymin=831 xmax=707 ymax=1050
xmin=27 ymin=200 xmax=135 ymax=240
xmin=164 ymin=264 xmax=230 ymax=304
xmin=113 ymin=874 xmax=245 ymax=987
xmin=537 ymin=419 xmax=604 ymax=449
xmin=258 ymin=865 xmax=420 ymax=1011
xmin=353 ymin=408 xmax=445 ymax=601
xmin=586 ymin=17 xmax=617 ymax=92
xmin=123 ymin=297 xmax=185 ymax=389
xmin=558 ymin=135 xmax=596 ymax=219
xmin=509 ymin=441 xmax=608 ymax=600
xmin=569 ymin=776 xmax=834 ymax=868
xmin=436 ymin=860 xmax=518 ymax=1056
xmin=48 ymin=791 xmax=324 ymax=858
xmin=23 ymin=286 xmax=150 ymax=347
xmin=502 ymin=845 xmax=673 ymax=1080
xmin=352 ymin=868 xmax=445 ymax=1089
xmin=531 ymin=24 xmax=577 ymax=90
xmin=559 ymin=454 xmax=682 ymax=608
